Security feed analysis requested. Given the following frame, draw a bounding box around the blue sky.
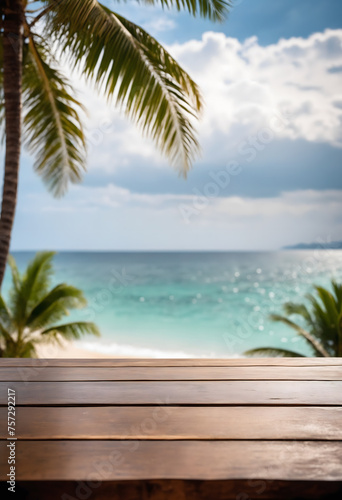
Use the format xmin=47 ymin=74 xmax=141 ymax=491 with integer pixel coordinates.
xmin=112 ymin=0 xmax=342 ymax=45
xmin=6 ymin=0 xmax=342 ymax=250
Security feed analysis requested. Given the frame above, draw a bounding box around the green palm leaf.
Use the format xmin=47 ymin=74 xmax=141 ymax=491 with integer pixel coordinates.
xmin=44 ymin=0 xmax=203 ymax=174
xmin=332 ymin=281 xmax=342 ymax=309
xmin=0 ymin=323 xmax=13 ymax=345
xmin=244 ymin=347 xmax=306 ymax=358
xmin=15 ymin=340 xmax=38 ymax=358
xmin=306 ymin=293 xmax=329 ymax=324
xmin=305 ymin=293 xmax=338 ymax=352
xmin=23 ymin=35 xmax=86 ymax=196
xmin=246 ymin=281 xmax=342 ymax=359
xmin=314 ymin=285 xmax=340 ymax=325
xmin=39 ymin=0 xmax=230 ymax=23
xmin=1 ymin=335 xmax=19 ymax=358
xmin=282 ymin=302 xmax=313 ymax=324
xmin=136 ymin=0 xmax=231 ymax=21
xmin=270 ymin=314 xmax=329 ymax=357
xmin=9 ymin=252 xmax=56 ymax=324
xmin=7 ymin=255 xmax=21 ymax=291
xmin=26 ymin=284 xmax=88 ymax=330
xmin=0 ymin=295 xmax=12 ymax=329
xmin=41 ymin=321 xmax=100 ymax=340
xmin=0 ymin=252 xmax=100 ymax=357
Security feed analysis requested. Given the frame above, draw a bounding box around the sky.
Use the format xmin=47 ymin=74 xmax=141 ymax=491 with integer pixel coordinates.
xmin=6 ymin=0 xmax=342 ymax=250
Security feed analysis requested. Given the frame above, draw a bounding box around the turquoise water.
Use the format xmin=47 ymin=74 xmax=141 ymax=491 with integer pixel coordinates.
xmin=4 ymin=251 xmax=342 ymax=357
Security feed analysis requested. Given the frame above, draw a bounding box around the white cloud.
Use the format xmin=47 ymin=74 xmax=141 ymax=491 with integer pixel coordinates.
xmin=212 ymin=189 xmax=342 ymax=219
xmin=169 ymin=29 xmax=342 ymax=151
xmin=28 ymin=183 xmax=342 ymax=220
xmin=26 ymin=183 xmax=192 ymax=212
xmin=143 ymin=16 xmax=176 ymax=33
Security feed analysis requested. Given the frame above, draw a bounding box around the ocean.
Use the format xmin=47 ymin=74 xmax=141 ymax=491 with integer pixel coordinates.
xmin=4 ymin=251 xmax=342 ymax=358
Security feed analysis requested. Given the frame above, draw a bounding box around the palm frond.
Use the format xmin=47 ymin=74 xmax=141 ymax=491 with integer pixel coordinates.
xmin=270 ymin=314 xmax=329 ymax=357
xmin=26 ymin=283 xmax=88 ymax=330
xmin=0 ymin=253 xmax=100 ymax=357
xmin=306 ymin=292 xmax=329 ymax=324
xmin=314 ymin=285 xmax=340 ymax=325
xmin=0 ymin=335 xmax=18 ymax=358
xmin=23 ymin=33 xmax=86 ymax=196
xmin=332 ymin=281 xmax=342 ymax=310
xmin=134 ymin=0 xmax=231 ymax=22
xmin=45 ymin=0 xmax=202 ymax=174
xmin=9 ymin=252 xmax=55 ymax=324
xmin=41 ymin=321 xmax=100 ymax=340
xmin=282 ymin=302 xmax=313 ymax=324
xmin=338 ymin=313 xmax=342 ymax=357
xmin=0 ymin=323 xmax=13 ymax=345
xmin=0 ymin=295 xmax=12 ymax=329
xmin=244 ymin=347 xmax=306 ymax=358
xmin=7 ymin=256 xmax=24 ymax=325
xmin=16 ymin=340 xmax=38 ymax=358
xmin=8 ymin=255 xmax=21 ymax=291
xmin=305 ymin=293 xmax=338 ymax=352
xmin=248 ymin=281 xmax=342 ymax=359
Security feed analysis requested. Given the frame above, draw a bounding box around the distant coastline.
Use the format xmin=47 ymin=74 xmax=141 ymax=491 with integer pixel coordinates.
xmin=283 ymin=240 xmax=342 ymax=250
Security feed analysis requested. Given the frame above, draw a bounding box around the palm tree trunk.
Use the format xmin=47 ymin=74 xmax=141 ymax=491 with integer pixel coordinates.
xmin=0 ymin=0 xmax=23 ymax=288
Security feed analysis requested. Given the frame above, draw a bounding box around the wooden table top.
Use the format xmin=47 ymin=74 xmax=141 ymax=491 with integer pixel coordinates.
xmin=0 ymin=357 xmax=342 ymax=484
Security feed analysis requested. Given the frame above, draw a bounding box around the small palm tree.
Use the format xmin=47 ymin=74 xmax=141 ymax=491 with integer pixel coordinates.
xmin=245 ymin=281 xmax=342 ymax=358
xmin=0 ymin=0 xmax=231 ymax=287
xmin=0 ymin=251 xmax=99 ymax=357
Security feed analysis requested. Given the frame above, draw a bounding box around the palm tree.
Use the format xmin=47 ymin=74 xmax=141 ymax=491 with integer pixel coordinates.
xmin=0 ymin=0 xmax=231 ymax=288
xmin=0 ymin=251 xmax=99 ymax=357
xmin=245 ymin=281 xmax=342 ymax=358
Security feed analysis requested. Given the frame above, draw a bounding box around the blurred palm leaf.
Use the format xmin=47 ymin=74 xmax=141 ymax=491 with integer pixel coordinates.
xmin=26 ymin=284 xmax=88 ymax=330
xmin=245 ymin=281 xmax=342 ymax=358
xmin=41 ymin=321 xmax=100 ymax=340
xmin=0 ymin=252 xmax=99 ymax=357
xmin=245 ymin=347 xmax=306 ymax=358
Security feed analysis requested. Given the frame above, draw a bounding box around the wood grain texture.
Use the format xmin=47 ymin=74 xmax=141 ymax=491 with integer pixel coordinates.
xmin=1 ymin=358 xmax=342 ymax=367
xmin=1 ymin=440 xmax=341 ymax=481
xmin=1 ymin=406 xmax=341 ymax=440
xmin=1 ymin=365 xmax=342 ymax=381
xmin=1 ymin=359 xmax=341 ymax=488
xmin=1 ymin=380 xmax=342 ymax=405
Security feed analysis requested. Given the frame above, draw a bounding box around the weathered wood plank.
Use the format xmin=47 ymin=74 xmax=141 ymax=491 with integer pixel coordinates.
xmin=1 ymin=440 xmax=341 ymax=481
xmin=1 ymin=406 xmax=340 ymax=440
xmin=1 ymin=380 xmax=341 ymax=405
xmin=11 ymin=479 xmax=342 ymax=500
xmin=0 ymin=358 xmax=341 ymax=367
xmin=1 ymin=365 xmax=342 ymax=381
